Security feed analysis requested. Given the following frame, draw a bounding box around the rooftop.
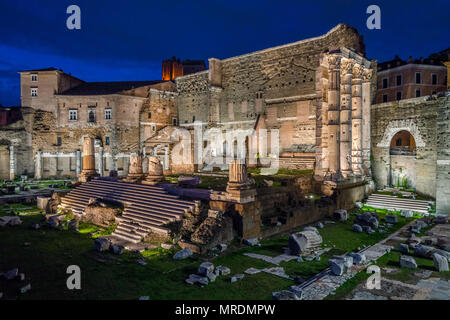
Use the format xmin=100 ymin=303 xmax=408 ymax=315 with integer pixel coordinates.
xmin=58 ymin=80 xmax=167 ymax=96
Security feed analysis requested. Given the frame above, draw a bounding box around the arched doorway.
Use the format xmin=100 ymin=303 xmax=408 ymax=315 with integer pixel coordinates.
xmin=0 ymin=140 xmax=10 ymax=180
xmin=389 ymin=130 xmax=416 ymax=188
xmin=390 ymin=130 xmax=416 ymax=156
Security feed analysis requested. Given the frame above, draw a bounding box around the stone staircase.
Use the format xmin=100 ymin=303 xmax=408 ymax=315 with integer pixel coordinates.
xmin=60 ymin=179 xmax=196 ymax=243
xmin=365 ymin=193 xmax=431 ymax=214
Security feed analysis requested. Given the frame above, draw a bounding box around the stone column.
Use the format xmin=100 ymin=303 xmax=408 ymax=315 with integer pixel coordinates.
xmin=361 ymin=68 xmax=373 ymax=177
xmin=98 ymin=146 xmax=104 ymax=176
xmin=142 ymin=156 xmax=164 ymax=185
xmin=124 ymin=153 xmax=144 ymax=182
xmin=78 ymin=137 xmax=99 ymax=183
xmin=339 ymin=58 xmax=353 ymax=179
xmin=9 ymin=145 xmax=15 ymax=180
xmin=34 ymin=150 xmax=42 ymax=180
xmin=351 ymin=63 xmax=363 ymax=176
xmin=75 ymin=150 xmax=81 ymax=177
xmin=326 ymin=55 xmax=341 ymax=177
xmin=226 ymin=159 xmax=256 ymax=203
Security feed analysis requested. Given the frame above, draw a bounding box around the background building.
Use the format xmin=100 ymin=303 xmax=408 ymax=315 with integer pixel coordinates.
xmin=162 ymin=57 xmax=206 ymax=80
xmin=376 ymin=49 xmax=449 ymax=103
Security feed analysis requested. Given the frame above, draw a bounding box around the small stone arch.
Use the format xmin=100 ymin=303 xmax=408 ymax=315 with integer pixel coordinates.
xmin=377 ymin=119 xmax=426 ymax=148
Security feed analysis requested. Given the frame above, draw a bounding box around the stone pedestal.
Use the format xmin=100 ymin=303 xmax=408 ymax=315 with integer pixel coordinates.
xmin=78 ymin=137 xmax=99 ymax=183
xmin=142 ymin=156 xmax=164 ymax=185
xmin=226 ymin=160 xmax=256 ymax=204
xmin=124 ymin=154 xmax=144 ymax=183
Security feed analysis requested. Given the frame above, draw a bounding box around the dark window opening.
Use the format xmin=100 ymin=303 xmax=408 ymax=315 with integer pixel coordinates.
xmin=396 ymin=75 xmax=402 ymax=86
xmin=88 ymin=110 xmax=96 ymax=123
xmin=382 ymin=78 xmax=388 ymax=88
xmin=105 ymin=137 xmax=110 ymax=145
xmin=432 ymin=74 xmax=437 ymax=85
xmin=383 ymin=94 xmax=388 ymax=103
xmin=415 ymin=72 xmax=421 ymax=84
xmin=396 ymin=91 xmax=402 ymax=100
xmin=148 ymin=112 xmax=151 ymax=119
xmin=57 ymin=137 xmax=62 ymax=146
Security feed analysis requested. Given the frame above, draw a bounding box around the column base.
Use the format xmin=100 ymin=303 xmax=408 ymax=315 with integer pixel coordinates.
xmin=78 ymin=170 xmax=99 ymax=183
xmin=123 ymin=173 xmax=145 ymax=183
xmin=141 ymin=175 xmax=165 ymax=185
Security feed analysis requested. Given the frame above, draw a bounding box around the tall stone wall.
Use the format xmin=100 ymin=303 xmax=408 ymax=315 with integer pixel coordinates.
xmin=371 ymin=96 xmax=442 ymax=198
xmin=176 ymin=24 xmax=365 ymax=130
xmin=436 ymin=94 xmax=450 ymax=214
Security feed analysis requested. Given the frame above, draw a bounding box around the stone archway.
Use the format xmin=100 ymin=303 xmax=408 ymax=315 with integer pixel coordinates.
xmin=389 ymin=130 xmax=417 ymax=188
xmin=377 ymin=119 xmax=425 ymax=148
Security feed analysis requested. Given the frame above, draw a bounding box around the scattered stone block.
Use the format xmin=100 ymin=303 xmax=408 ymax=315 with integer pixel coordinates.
xmin=198 ymin=262 xmax=214 ymax=276
xmin=94 ymin=237 xmax=111 ymax=252
xmin=316 ymin=222 xmax=324 ymax=229
xmin=303 ymin=226 xmax=319 ymax=234
xmin=296 ymin=256 xmax=304 ymax=262
xmin=385 ymin=215 xmax=398 ymax=224
xmin=349 ymin=253 xmax=366 ymax=265
xmin=333 ymin=209 xmax=348 ymax=221
xmin=362 ymin=225 xmax=375 ymax=234
xmin=215 ymin=266 xmax=230 ymax=276
xmin=243 ymin=238 xmax=259 ymax=246
xmin=401 ymin=210 xmax=414 ymax=218
xmin=433 ymin=253 xmax=449 ymax=272
xmin=217 ymin=243 xmax=227 ymax=252
xmin=400 ymin=255 xmax=418 ymax=269
xmin=139 ymin=296 xmax=149 ymax=300
xmin=230 ymin=274 xmax=244 ymax=283
xmin=329 ymin=260 xmax=345 ymax=276
xmin=272 ymin=290 xmax=301 ymax=300
xmin=244 ymin=268 xmax=261 ymax=275
xmin=414 ymin=244 xmax=434 ymax=258
xmin=332 ymin=255 xmax=353 ymax=268
xmin=355 ymin=212 xmax=379 ymax=229
xmin=110 ymin=245 xmax=124 ymax=255
xmin=399 ymin=243 xmax=409 ymax=254
xmin=20 ymin=283 xmax=31 ymax=294
xmin=288 ymin=230 xmax=322 ymax=255
xmin=206 ymin=272 xmax=216 ymax=282
xmin=0 ymin=216 xmax=22 ymax=227
xmin=352 ymin=224 xmax=363 ymax=233
xmin=173 ymin=247 xmax=193 ymax=260
xmin=17 ymin=273 xmax=25 ymax=281
xmin=355 ymin=202 xmax=363 ymax=209
xmin=36 ymin=196 xmax=51 ymax=210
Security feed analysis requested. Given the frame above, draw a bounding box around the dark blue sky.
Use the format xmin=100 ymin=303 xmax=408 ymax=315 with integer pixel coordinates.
xmin=0 ymin=0 xmax=449 ymax=106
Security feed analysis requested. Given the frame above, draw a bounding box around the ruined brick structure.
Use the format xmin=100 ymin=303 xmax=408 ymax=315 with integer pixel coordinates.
xmin=175 ymin=24 xmax=375 ymax=195
xmin=371 ymin=94 xmax=450 ymax=214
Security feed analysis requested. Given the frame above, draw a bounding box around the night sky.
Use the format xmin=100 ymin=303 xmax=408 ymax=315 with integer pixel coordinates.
xmin=0 ymin=0 xmax=449 ymax=106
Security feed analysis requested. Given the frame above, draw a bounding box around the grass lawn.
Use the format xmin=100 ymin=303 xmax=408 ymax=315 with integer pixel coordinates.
xmin=0 ymin=204 xmax=417 ymax=300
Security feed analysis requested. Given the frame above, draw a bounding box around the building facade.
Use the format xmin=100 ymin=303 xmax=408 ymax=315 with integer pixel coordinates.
xmin=376 ymin=54 xmax=448 ymax=103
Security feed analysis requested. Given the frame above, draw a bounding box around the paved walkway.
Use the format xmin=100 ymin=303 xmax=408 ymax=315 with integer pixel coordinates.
xmin=293 ymin=220 xmax=416 ymax=300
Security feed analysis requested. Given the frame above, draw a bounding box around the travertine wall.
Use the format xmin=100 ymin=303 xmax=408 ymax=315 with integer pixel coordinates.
xmin=177 ymin=24 xmax=365 ymax=130
xmin=371 ymin=96 xmax=444 ymax=198
xmin=436 ymin=94 xmax=450 ymax=214
xmin=175 ymin=24 xmax=372 ymax=180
